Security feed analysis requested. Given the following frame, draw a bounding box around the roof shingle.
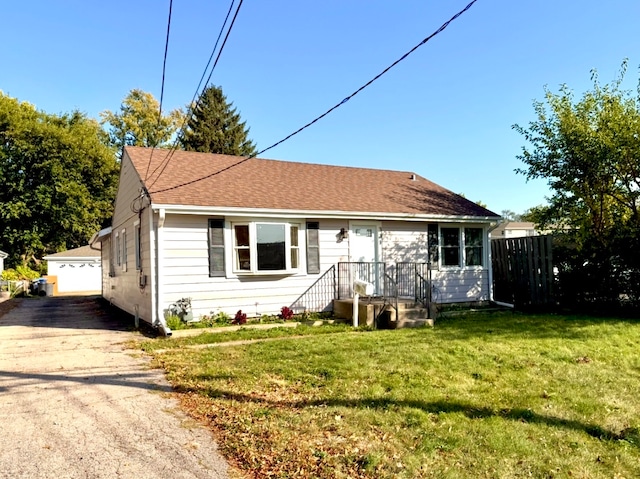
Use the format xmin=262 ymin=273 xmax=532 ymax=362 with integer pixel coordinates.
xmin=125 ymin=146 xmax=498 ymax=218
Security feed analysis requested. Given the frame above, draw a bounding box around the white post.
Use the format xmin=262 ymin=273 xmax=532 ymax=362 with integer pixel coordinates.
xmin=352 ymin=292 xmax=359 ymax=327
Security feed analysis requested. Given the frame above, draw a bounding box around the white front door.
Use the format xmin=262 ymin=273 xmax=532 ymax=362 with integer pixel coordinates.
xmin=350 ymin=224 xmax=378 ymax=262
xmin=349 ymin=224 xmax=381 ymax=295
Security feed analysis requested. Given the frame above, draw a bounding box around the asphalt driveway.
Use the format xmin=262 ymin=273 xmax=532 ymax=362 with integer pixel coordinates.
xmin=0 ymin=296 xmax=228 ymax=479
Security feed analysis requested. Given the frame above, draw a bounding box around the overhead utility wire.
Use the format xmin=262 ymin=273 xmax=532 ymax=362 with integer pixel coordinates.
xmin=143 ymin=0 xmax=174 ymax=183
xmin=149 ymin=0 xmax=479 ymax=195
xmin=146 ymin=0 xmax=243 ymax=189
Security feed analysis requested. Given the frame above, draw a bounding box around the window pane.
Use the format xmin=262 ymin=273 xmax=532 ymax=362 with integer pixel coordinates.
xmin=290 ymin=226 xmax=298 ymax=247
xmin=464 ymin=228 xmax=483 ymax=266
xmin=441 ymin=228 xmax=460 ymax=266
xmin=465 ymin=247 xmax=483 ymax=266
xmin=443 ymin=248 xmax=460 ymax=266
xmin=465 ymin=228 xmax=483 ymax=247
xmin=237 ymin=249 xmax=251 ymax=270
xmin=291 ymin=248 xmax=299 ymax=269
xmin=257 ymin=224 xmax=285 ymax=271
xmin=442 ymin=228 xmax=459 ymax=247
xmin=235 ymin=225 xmax=249 ymax=246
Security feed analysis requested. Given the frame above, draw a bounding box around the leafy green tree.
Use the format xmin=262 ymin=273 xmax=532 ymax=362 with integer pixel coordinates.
xmin=100 ymin=89 xmax=184 ymax=150
xmin=500 ymin=209 xmax=520 ymax=222
xmin=180 ymin=85 xmax=257 ymax=155
xmin=514 ymin=61 xmax=640 ymax=244
xmin=513 ymin=60 xmax=640 ymax=307
xmin=0 ymin=92 xmax=119 ymax=267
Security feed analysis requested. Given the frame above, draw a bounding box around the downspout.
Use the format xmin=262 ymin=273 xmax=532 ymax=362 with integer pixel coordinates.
xmin=155 ymin=208 xmax=172 ymax=336
xmin=487 ymin=221 xmax=501 ymax=303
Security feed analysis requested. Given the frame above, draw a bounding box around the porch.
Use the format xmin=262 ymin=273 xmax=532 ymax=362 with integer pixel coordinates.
xmin=290 ymin=262 xmax=435 ymax=328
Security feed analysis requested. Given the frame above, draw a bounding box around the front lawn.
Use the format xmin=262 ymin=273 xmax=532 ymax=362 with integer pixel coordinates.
xmin=143 ymin=313 xmax=640 ymax=478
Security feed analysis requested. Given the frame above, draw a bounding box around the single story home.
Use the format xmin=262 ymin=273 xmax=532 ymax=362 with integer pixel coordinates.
xmin=43 ymin=245 xmax=102 ymax=295
xmin=94 ymin=146 xmax=500 ymax=334
xmin=490 ymin=222 xmax=539 ymax=239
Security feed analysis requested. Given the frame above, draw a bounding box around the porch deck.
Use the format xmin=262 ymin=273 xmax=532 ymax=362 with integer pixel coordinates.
xmin=333 ymin=297 xmax=434 ymax=329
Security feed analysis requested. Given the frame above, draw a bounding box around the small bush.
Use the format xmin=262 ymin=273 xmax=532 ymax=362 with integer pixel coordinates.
xmin=280 ymin=306 xmax=294 ymax=320
xmin=233 ymin=310 xmax=247 ymax=325
xmin=166 ymin=315 xmax=184 ymax=330
xmin=200 ymin=311 xmax=232 ymax=327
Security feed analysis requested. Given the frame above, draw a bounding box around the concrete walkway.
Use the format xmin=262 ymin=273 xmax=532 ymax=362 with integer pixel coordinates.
xmin=0 ymin=296 xmax=228 ymax=479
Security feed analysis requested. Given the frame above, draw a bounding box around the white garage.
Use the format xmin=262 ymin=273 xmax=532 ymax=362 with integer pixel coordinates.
xmin=43 ymin=245 xmax=101 ymax=295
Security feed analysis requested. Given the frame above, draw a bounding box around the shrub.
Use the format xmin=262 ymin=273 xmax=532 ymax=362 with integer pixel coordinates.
xmin=201 ymin=311 xmax=232 ymax=327
xmin=233 ymin=310 xmax=247 ymax=325
xmin=166 ymin=315 xmax=184 ymax=330
xmin=279 ymin=306 xmax=294 ymax=320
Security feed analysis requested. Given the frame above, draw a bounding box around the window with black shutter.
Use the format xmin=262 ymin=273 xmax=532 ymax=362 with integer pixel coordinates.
xmin=208 ymin=219 xmax=225 ymax=277
xmin=306 ymin=222 xmax=320 ymax=274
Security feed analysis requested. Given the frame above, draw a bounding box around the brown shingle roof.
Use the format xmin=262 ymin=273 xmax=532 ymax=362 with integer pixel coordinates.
xmin=126 ymin=146 xmax=498 ymax=218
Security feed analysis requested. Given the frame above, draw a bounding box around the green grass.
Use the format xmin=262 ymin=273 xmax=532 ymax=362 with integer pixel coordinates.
xmin=143 ymin=313 xmax=640 ymax=478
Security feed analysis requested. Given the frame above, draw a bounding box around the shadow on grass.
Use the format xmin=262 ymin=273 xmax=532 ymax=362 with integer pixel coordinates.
xmin=176 ymin=384 xmax=639 ymax=447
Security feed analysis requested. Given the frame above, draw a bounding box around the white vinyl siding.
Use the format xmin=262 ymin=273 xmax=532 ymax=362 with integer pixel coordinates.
xmin=159 ymin=215 xmax=349 ymax=319
xmin=102 ymin=151 xmax=153 ymax=324
xmin=380 ymin=221 xmax=490 ymax=304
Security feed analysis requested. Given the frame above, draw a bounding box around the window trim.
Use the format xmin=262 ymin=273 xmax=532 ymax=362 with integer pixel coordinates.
xmin=229 ymin=220 xmax=304 ymax=275
xmin=438 ymin=225 xmax=485 ymax=269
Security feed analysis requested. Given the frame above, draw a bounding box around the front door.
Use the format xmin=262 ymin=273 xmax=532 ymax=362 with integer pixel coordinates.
xmin=350 ymin=224 xmax=381 ymax=294
xmin=350 ymin=224 xmax=378 ymax=262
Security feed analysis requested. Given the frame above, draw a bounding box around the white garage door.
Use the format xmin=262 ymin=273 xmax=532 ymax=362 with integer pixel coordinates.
xmin=48 ymin=261 xmax=101 ymax=293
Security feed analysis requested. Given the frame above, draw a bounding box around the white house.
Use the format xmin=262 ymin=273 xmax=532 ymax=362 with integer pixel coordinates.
xmin=94 ymin=146 xmax=500 ymax=334
xmin=43 ymin=245 xmax=102 ymax=295
xmin=490 ymin=222 xmax=539 ymax=239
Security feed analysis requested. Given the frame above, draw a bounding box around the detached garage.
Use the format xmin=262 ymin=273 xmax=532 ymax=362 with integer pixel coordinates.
xmin=43 ymin=245 xmax=101 ymax=295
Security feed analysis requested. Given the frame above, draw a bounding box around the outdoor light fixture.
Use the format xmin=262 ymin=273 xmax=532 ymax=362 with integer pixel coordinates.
xmin=338 ymin=228 xmax=349 ymax=241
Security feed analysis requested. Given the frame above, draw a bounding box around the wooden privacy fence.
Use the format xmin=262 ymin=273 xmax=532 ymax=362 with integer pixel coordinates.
xmin=491 ymin=235 xmax=554 ymax=310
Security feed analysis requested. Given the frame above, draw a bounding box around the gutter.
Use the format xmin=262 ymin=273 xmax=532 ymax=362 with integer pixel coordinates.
xmin=89 ymin=227 xmax=112 ymax=251
xmin=151 ymin=204 xmax=500 ymax=223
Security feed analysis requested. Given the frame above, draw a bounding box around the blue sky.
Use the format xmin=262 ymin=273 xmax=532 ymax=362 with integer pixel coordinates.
xmin=2 ymin=0 xmax=640 ymax=215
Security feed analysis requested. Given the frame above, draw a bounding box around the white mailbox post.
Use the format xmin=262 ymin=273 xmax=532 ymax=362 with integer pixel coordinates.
xmin=352 ymin=279 xmax=374 ymax=327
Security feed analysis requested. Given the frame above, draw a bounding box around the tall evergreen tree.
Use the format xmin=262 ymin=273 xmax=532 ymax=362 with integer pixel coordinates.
xmin=180 ymin=85 xmax=257 ymax=156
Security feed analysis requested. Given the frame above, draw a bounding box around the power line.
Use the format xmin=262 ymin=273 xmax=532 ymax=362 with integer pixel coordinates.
xmin=148 ymin=0 xmax=479 ymax=196
xmin=146 ymin=0 xmax=244 ymax=189
xmin=143 ymin=0 xmax=174 ymax=182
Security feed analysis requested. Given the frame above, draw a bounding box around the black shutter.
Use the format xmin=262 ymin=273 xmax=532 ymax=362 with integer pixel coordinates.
xmin=427 ymin=223 xmax=439 ymax=266
xmin=306 ymin=222 xmax=320 ymax=274
xmin=208 ymin=219 xmax=225 ymax=277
